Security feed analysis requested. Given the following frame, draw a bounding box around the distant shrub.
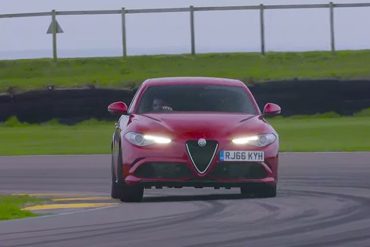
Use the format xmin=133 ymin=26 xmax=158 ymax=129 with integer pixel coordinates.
xmin=354 ymin=108 xmax=370 ymax=117
xmin=313 ymin=112 xmax=341 ymax=118
xmin=287 ymin=112 xmax=341 ymax=119
xmin=77 ymin=119 xmax=113 ymax=126
xmin=42 ymin=119 xmax=60 ymax=125
xmin=2 ymin=116 xmax=29 ymax=127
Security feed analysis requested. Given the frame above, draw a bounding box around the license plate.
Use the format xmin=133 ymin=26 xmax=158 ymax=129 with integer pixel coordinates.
xmin=220 ymin=151 xmax=264 ymax=162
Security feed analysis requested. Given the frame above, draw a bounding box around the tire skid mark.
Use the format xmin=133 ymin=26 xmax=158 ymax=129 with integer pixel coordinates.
xmin=295 ymin=227 xmax=370 ymax=247
xmin=281 ymin=190 xmax=364 ymax=225
xmin=4 ymin=201 xmax=226 ymax=246
xmin=1 ymin=207 xmax=200 ymax=241
xmin=190 ymin=188 xmax=370 ymax=247
xmin=0 ymin=202 xmax=205 ymax=237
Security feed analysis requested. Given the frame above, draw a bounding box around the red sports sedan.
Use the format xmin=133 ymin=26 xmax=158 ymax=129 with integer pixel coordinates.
xmin=108 ymin=77 xmax=281 ymax=202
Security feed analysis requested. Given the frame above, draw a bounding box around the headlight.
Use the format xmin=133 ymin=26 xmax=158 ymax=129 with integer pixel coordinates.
xmin=125 ymin=132 xmax=171 ymax=146
xmin=232 ymin=134 xmax=277 ymax=147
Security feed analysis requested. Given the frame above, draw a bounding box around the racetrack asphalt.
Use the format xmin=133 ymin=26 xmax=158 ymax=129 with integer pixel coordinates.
xmin=0 ymin=152 xmax=370 ymax=247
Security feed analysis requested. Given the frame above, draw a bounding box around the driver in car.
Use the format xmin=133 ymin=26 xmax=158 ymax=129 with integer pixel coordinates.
xmin=152 ymin=98 xmax=173 ymax=112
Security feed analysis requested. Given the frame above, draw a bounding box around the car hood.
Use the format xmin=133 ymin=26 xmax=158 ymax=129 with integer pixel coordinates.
xmin=127 ymin=113 xmax=272 ymax=139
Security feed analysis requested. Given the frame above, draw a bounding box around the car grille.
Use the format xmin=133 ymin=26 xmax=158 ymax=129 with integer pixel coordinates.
xmin=186 ymin=140 xmax=218 ymax=173
xmin=135 ymin=162 xmax=192 ymax=179
xmin=209 ymin=162 xmax=267 ymax=179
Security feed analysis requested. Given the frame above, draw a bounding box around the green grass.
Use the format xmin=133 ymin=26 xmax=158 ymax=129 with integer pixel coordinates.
xmin=270 ymin=116 xmax=370 ymax=152
xmin=0 ymin=195 xmax=42 ymax=220
xmin=0 ymin=118 xmax=113 ymax=155
xmin=0 ymin=113 xmax=369 ymax=155
xmin=1 ymin=50 xmax=370 ymax=92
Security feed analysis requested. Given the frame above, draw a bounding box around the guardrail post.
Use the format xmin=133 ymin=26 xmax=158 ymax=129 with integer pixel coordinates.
xmin=259 ymin=4 xmax=266 ymax=55
xmin=330 ymin=2 xmax=336 ymax=53
xmin=51 ymin=10 xmax=58 ymax=61
xmin=190 ymin=5 xmax=196 ymax=55
xmin=121 ymin=8 xmax=127 ymax=57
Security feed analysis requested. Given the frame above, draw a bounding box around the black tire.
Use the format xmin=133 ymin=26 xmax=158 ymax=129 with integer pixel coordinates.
xmin=120 ymin=183 xmax=144 ymax=202
xmin=240 ymin=183 xmax=277 ymax=198
xmin=111 ymin=152 xmax=121 ymax=199
xmin=111 ymin=145 xmax=144 ymax=202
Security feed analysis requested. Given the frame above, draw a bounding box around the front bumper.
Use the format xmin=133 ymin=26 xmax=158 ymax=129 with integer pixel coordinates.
xmin=130 ymin=179 xmax=275 ymax=189
xmin=123 ymin=156 xmax=278 ymax=188
xmin=121 ymin=137 xmax=279 ymax=188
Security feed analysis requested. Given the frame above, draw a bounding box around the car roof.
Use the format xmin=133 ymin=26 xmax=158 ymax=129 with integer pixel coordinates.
xmin=142 ymin=77 xmax=245 ymax=87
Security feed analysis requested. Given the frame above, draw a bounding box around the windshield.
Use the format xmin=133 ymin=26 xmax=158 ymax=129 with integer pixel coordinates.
xmin=137 ymin=85 xmax=257 ymax=114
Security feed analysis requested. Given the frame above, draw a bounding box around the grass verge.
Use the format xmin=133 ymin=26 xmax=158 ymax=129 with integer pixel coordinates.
xmin=0 ymin=195 xmax=42 ymax=220
xmin=0 ymin=119 xmax=113 ymax=155
xmin=1 ymin=50 xmax=370 ymax=92
xmin=270 ymin=115 xmax=370 ymax=152
xmin=0 ymin=114 xmax=369 ymax=155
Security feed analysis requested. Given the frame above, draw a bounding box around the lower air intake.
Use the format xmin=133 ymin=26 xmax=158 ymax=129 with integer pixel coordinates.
xmin=135 ymin=162 xmax=192 ymax=179
xmin=210 ymin=162 xmax=267 ymax=179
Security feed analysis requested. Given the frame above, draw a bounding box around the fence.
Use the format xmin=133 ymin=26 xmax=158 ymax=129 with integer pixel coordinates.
xmin=1 ymin=2 xmax=370 ymax=60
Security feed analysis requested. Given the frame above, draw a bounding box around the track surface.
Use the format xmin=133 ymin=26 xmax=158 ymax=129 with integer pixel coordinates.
xmin=0 ymin=153 xmax=370 ymax=247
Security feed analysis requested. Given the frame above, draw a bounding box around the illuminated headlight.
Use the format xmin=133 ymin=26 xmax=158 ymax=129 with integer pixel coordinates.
xmin=125 ymin=132 xmax=171 ymax=146
xmin=232 ymin=134 xmax=277 ymax=147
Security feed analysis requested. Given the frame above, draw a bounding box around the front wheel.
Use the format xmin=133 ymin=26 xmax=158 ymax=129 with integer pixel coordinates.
xmin=112 ymin=164 xmax=143 ymax=202
xmin=240 ymin=183 xmax=277 ymax=198
xmin=111 ymin=149 xmax=122 ymax=199
xmin=111 ymin=144 xmax=144 ymax=202
xmin=120 ymin=183 xmax=144 ymax=202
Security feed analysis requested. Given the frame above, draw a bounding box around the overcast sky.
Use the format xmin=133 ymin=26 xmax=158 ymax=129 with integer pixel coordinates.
xmin=1 ymin=0 xmax=370 ymax=59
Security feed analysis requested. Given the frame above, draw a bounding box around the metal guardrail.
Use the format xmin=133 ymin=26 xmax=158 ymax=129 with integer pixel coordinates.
xmin=1 ymin=2 xmax=370 ymax=60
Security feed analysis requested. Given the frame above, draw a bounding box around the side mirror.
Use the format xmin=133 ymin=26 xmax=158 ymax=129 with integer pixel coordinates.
xmin=263 ymin=103 xmax=281 ymax=116
xmin=108 ymin=101 xmax=128 ymax=115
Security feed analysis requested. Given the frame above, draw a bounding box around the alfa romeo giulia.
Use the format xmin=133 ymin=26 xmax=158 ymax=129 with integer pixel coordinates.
xmin=108 ymin=77 xmax=281 ymax=202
